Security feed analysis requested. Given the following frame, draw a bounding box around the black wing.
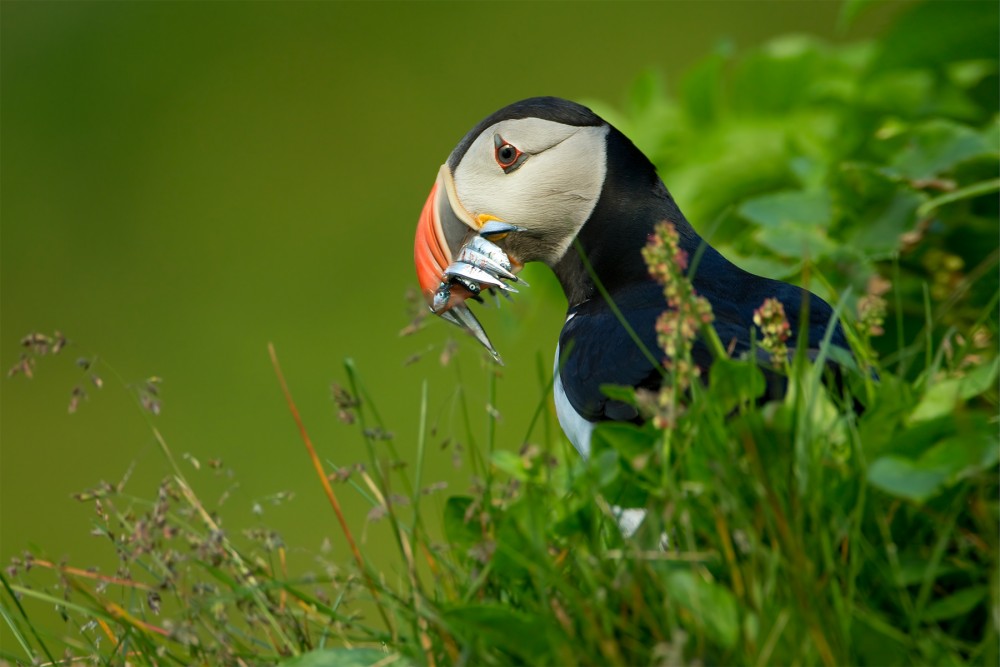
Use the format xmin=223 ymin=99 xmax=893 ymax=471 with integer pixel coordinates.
xmin=557 ymin=276 xmax=850 ymax=422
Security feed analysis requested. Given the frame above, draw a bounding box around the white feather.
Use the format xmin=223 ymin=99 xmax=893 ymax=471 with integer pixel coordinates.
xmin=553 ymin=343 xmax=595 ymax=459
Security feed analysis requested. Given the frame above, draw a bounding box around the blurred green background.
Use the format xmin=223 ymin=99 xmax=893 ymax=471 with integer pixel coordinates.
xmin=1 ymin=1 xmax=907 ymax=585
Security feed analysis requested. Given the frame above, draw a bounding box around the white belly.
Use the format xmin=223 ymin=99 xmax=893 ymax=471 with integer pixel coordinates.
xmin=553 ymin=343 xmax=595 ymax=459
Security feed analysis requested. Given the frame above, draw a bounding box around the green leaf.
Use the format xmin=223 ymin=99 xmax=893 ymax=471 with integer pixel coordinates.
xmin=680 ymin=50 xmax=727 ymax=127
xmin=442 ymin=604 xmax=552 ymax=658
xmin=599 ymin=383 xmax=638 ymax=406
xmin=889 ymin=120 xmax=997 ymax=181
xmin=443 ymin=496 xmax=479 ymax=550
xmin=852 ymin=189 xmax=925 ymax=256
xmin=591 ymin=421 xmax=658 ymax=461
xmin=666 ymin=570 xmax=740 ymax=649
xmin=867 ymin=456 xmax=949 ymax=502
xmin=721 ymin=247 xmax=802 ymax=280
xmin=908 ymin=379 xmax=963 ymax=424
xmin=868 ymin=432 xmax=999 ymax=502
xmin=755 ymin=223 xmax=837 ymax=259
xmin=665 ymin=123 xmax=794 ymax=230
xmin=730 ymin=36 xmax=826 ymax=114
xmin=873 ymin=0 xmax=1000 ymax=73
xmin=862 ymin=70 xmax=935 ymax=117
xmin=593 ymin=448 xmax=622 ymax=488
xmin=282 ymin=648 xmax=402 ymax=667
xmin=909 ymin=358 xmax=1000 ymax=423
xmin=738 ymin=189 xmax=836 ymax=258
xmin=958 ymin=357 xmax=1000 ymax=399
xmin=852 ymin=606 xmax=911 ymax=666
xmin=708 ymin=356 xmax=766 ymax=413
xmin=922 ymin=586 xmax=988 ymax=622
xmin=590 ymin=423 xmax=657 ymax=507
xmin=491 ymin=449 xmax=529 ymax=481
xmin=947 ymin=59 xmax=999 ymax=89
xmin=894 ymin=558 xmax=962 ymax=588
xmin=739 ymin=189 xmax=832 ymax=228
xmin=916 ymin=432 xmax=1000 ymax=484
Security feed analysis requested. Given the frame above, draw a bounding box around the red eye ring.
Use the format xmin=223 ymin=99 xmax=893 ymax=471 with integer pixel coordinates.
xmin=493 ymin=135 xmax=523 ymax=171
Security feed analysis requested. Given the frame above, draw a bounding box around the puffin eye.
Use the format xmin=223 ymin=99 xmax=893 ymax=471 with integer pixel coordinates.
xmin=493 ymin=134 xmax=525 ymax=173
xmin=497 ymin=144 xmax=517 ymax=165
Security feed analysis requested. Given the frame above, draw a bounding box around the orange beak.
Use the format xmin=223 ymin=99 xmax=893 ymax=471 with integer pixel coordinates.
xmin=414 ymin=178 xmax=449 ymax=302
xmin=414 ymin=166 xmax=475 ymax=311
xmin=413 ymin=165 xmax=520 ymax=363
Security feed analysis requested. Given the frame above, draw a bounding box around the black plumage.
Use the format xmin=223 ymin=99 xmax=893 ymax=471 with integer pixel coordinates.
xmin=547 ymin=102 xmax=850 ymax=423
xmin=418 ymin=96 xmax=852 ymax=436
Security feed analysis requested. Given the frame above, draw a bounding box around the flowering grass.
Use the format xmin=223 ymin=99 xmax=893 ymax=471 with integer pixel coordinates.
xmin=3 ymin=223 xmax=996 ymax=666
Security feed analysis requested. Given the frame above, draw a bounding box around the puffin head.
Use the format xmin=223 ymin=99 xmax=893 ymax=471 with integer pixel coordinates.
xmin=414 ymin=97 xmax=613 ymax=360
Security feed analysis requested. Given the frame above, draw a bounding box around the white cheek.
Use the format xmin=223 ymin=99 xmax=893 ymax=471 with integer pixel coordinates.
xmin=454 ymin=123 xmax=608 ymax=263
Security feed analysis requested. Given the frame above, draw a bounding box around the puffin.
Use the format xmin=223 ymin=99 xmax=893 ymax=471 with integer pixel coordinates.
xmin=413 ymin=97 xmax=850 ymax=473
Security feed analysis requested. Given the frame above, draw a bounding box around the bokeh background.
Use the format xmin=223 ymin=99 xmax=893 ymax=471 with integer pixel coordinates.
xmin=2 ymin=0 xmax=908 ymax=601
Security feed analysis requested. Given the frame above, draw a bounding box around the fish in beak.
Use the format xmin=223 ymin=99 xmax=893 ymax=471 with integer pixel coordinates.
xmin=413 ymin=165 xmax=526 ymax=364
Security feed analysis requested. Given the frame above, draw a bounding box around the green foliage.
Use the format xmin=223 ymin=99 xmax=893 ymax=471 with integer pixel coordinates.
xmin=3 ymin=2 xmax=997 ymax=666
xmin=587 ymin=1 xmax=998 ymax=361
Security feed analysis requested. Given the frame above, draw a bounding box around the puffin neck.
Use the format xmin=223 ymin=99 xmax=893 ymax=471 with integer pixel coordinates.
xmin=552 ymin=127 xmax=705 ymax=309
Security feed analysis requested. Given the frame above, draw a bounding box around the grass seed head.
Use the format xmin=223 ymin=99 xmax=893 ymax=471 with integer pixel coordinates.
xmin=857 ymin=274 xmax=891 ymax=339
xmin=753 ymin=297 xmax=791 ymax=366
xmin=642 ymin=221 xmax=714 ymax=416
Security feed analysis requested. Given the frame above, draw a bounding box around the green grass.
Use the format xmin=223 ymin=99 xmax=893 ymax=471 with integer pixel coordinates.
xmin=2 ymin=304 xmax=996 ymax=666
xmin=3 ymin=1 xmax=998 ymax=664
